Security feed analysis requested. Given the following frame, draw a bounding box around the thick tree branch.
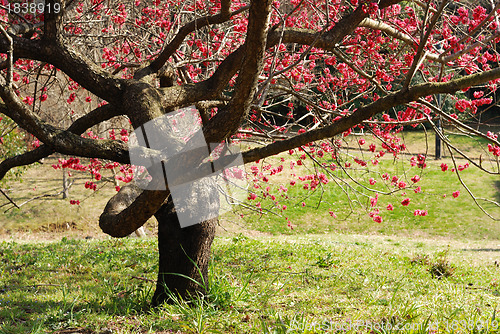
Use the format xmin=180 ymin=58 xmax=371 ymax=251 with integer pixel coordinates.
xmin=0 ymin=37 xmax=123 ymax=104
xmin=40 ymin=44 xmax=124 ymax=104
xmin=203 ymin=0 xmax=273 ymax=143
xmin=192 ymin=0 xmax=402 ymax=106
xmin=242 ymin=66 xmax=500 ymax=163
xmin=0 ymin=104 xmax=122 ymax=181
xmin=99 ymin=183 xmax=169 ymax=237
xmin=43 ymin=0 xmax=63 ymax=41
xmin=0 ymin=85 xmax=167 ymax=165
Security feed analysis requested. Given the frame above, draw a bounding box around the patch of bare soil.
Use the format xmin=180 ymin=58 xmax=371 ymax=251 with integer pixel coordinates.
xmin=52 ymin=328 xmax=95 ymax=334
xmin=0 ymin=219 xmax=159 ymax=242
xmin=34 ymin=221 xmax=80 ymax=233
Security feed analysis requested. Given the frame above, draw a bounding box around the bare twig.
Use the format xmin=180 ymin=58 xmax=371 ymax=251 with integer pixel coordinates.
xmin=0 ymin=188 xmax=20 ymax=209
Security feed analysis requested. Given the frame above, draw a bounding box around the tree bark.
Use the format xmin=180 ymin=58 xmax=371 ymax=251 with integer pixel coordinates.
xmin=62 ymin=168 xmax=69 ymax=199
xmin=152 ymin=197 xmax=217 ymax=305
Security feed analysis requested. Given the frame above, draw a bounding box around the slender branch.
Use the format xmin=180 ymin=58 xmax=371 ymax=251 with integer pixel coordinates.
xmin=426 ymin=114 xmax=499 ymax=220
xmin=242 ymin=66 xmax=500 ymax=163
xmin=418 ymin=99 xmax=500 ymax=147
xmin=451 ymin=2 xmax=500 ymax=51
xmin=403 ymin=0 xmax=448 ymax=89
xmin=0 ymin=188 xmax=20 ymax=209
xmin=358 ymin=18 xmax=440 ymax=62
xmin=442 ymin=31 xmax=500 ymax=64
xmin=4 ymin=182 xmax=74 ymax=212
xmin=135 ymin=1 xmax=250 ymax=80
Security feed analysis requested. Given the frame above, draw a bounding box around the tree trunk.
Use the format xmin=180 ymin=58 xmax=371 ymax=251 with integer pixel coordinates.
xmin=151 ymin=175 xmax=219 ymax=305
xmin=62 ymin=168 xmax=69 ymax=199
xmin=152 ymin=197 xmax=217 ymax=305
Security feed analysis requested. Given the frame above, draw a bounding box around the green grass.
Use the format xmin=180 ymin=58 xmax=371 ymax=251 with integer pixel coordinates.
xmin=1 ymin=131 xmax=499 ymax=239
xmin=236 ymin=151 xmax=500 ymax=239
xmin=0 ymin=130 xmax=499 ymax=333
xmin=1 ymin=235 xmax=500 ymax=333
xmin=0 ymin=156 xmax=157 ymax=235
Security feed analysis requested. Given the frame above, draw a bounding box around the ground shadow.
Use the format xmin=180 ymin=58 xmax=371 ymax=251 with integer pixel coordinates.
xmin=495 ymin=180 xmax=500 ymax=205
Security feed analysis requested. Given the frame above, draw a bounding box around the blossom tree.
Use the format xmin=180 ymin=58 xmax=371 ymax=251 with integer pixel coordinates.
xmin=0 ymin=0 xmax=499 ymax=304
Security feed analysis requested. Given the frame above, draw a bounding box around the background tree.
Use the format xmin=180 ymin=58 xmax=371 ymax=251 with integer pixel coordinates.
xmin=0 ymin=0 xmax=499 ymax=304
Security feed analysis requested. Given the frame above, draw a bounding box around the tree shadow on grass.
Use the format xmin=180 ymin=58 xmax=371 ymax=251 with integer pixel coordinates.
xmin=495 ymin=180 xmax=500 ymax=205
xmin=462 ymin=248 xmax=500 ymax=252
xmin=0 ymin=285 xmax=153 ymax=333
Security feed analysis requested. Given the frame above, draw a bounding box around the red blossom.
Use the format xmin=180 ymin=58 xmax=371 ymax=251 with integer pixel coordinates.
xmin=414 ymin=209 xmax=428 ymax=216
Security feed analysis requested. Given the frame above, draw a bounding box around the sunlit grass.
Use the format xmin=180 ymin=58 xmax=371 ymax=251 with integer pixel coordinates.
xmin=1 ymin=235 xmax=500 ymax=333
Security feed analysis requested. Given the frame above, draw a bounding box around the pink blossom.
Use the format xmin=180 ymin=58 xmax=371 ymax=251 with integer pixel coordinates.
xmin=452 ymin=190 xmax=460 ymax=198
xmin=414 ymin=209 xmax=428 ymax=216
xmin=387 ymin=204 xmax=394 ymax=211
xmin=401 ymin=198 xmax=411 ymax=206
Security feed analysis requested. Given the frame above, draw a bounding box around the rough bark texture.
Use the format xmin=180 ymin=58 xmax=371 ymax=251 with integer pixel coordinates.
xmin=153 ymin=197 xmax=217 ymax=305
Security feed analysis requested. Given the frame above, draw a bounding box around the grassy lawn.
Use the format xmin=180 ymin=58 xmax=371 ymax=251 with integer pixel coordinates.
xmin=0 ymin=130 xmax=499 ymax=333
xmin=1 ymin=235 xmax=500 ymax=333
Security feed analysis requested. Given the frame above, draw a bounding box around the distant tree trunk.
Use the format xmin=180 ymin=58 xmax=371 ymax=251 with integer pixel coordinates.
xmin=152 ymin=178 xmax=219 ymax=305
xmin=62 ymin=168 xmax=69 ymax=199
xmin=134 ymin=226 xmax=147 ymax=237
